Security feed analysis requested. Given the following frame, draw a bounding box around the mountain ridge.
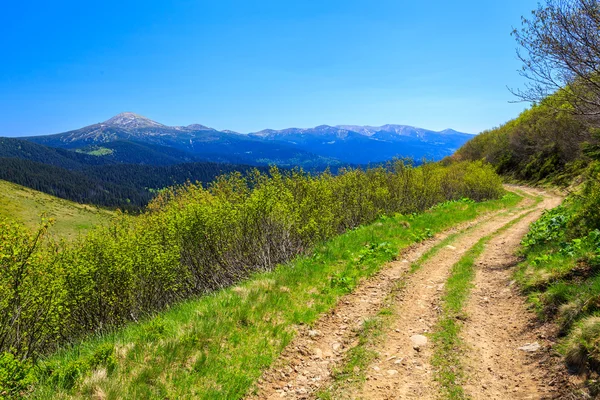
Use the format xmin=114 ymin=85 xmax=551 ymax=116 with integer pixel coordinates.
xmin=19 ymin=112 xmax=474 ymax=165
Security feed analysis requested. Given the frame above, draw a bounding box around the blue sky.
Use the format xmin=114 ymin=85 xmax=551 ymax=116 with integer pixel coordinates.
xmin=0 ymin=0 xmax=538 ymax=136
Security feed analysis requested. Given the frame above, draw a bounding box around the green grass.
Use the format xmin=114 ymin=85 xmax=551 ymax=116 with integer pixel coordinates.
xmin=29 ymin=193 xmax=522 ymax=400
xmin=0 ymin=180 xmax=113 ymax=240
xmin=431 ymin=209 xmax=535 ymax=399
xmin=75 ymin=147 xmax=114 ymax=156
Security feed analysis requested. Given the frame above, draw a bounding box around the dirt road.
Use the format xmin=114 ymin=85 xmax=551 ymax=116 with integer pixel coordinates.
xmin=250 ymin=187 xmax=567 ymax=399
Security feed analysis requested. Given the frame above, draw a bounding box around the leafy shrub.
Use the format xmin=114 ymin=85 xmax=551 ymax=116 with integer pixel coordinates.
xmin=0 ymin=352 xmax=33 ymax=399
xmin=522 ymin=206 xmax=570 ymax=247
xmin=0 ymin=160 xmax=502 ymax=370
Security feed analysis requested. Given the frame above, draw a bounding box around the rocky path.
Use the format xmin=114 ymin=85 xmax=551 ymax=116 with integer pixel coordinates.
xmin=345 ymin=189 xmax=546 ymax=400
xmin=461 ymin=192 xmax=566 ymax=399
xmin=250 ymin=187 xmax=567 ymax=400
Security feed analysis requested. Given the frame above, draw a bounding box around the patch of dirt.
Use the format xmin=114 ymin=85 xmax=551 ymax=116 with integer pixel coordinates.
xmin=461 ymin=190 xmax=583 ymax=399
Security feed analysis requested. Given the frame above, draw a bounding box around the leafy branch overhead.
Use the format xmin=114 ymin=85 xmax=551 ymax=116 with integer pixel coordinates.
xmin=512 ymin=0 xmax=600 ymax=122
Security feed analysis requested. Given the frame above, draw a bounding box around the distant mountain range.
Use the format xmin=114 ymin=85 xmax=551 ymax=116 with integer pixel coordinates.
xmin=21 ymin=112 xmax=474 ymax=166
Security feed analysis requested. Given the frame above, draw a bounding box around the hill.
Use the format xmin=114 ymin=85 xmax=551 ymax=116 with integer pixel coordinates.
xmin=0 ymin=179 xmax=113 ymax=239
xmin=0 ymin=157 xmax=270 ymax=210
xmin=0 ymin=158 xmax=154 ymax=210
xmin=20 ymin=112 xmax=473 ymax=166
xmin=454 ymin=96 xmax=592 ymax=184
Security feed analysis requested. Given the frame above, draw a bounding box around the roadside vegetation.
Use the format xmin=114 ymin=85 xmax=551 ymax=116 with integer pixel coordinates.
xmin=0 ymin=160 xmax=504 ymax=398
xmin=455 ymin=0 xmax=600 ymax=393
xmin=30 ymin=187 xmax=516 ymax=400
xmin=515 ymin=172 xmax=600 ymax=393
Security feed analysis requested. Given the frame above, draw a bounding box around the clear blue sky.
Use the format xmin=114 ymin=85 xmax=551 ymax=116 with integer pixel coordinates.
xmin=0 ymin=0 xmax=538 ymax=137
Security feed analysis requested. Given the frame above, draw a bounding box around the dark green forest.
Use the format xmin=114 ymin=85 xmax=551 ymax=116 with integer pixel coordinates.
xmin=0 ymin=143 xmax=270 ymax=210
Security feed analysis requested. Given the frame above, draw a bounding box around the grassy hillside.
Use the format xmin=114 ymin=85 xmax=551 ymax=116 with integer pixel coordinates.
xmin=0 ymin=179 xmax=113 ymax=239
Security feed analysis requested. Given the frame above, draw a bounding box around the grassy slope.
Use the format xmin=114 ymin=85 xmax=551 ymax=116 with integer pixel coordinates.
xmin=514 ymin=195 xmax=600 ymax=392
xmin=30 ymin=192 xmax=522 ymax=400
xmin=0 ymin=180 xmax=113 ymax=239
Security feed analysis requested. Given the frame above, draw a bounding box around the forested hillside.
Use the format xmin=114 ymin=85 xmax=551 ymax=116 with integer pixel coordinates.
xmin=0 ymin=138 xmax=114 ymax=169
xmin=454 ymin=95 xmax=594 ymax=184
xmin=0 ymin=154 xmax=269 ymax=210
xmin=75 ymin=141 xmax=200 ymax=165
xmin=0 ymin=158 xmax=153 ymax=210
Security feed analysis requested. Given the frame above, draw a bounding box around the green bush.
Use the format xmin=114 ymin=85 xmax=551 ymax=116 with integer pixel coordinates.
xmin=522 ymin=205 xmax=570 ymax=247
xmin=0 ymin=161 xmax=503 ymax=366
xmin=0 ymin=352 xmax=33 ymax=399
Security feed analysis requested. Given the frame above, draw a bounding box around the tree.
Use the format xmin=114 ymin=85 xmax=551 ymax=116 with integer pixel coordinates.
xmin=512 ymin=0 xmax=600 ymax=123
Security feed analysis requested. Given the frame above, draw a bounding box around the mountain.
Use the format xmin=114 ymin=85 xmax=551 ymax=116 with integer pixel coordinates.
xmin=24 ymin=113 xmax=338 ymax=169
xmin=103 ymin=112 xmax=165 ymax=129
xmin=250 ymin=124 xmax=473 ymax=164
xmin=21 ymin=112 xmax=473 ymax=166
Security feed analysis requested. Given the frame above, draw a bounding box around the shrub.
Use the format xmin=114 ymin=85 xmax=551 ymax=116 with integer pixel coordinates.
xmin=563 ymin=316 xmax=600 ymax=373
xmin=0 ymin=161 xmax=503 ymax=364
xmin=0 ymin=352 xmax=33 ymax=399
